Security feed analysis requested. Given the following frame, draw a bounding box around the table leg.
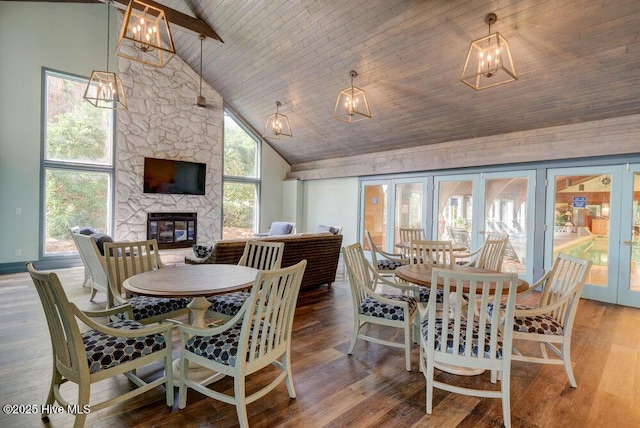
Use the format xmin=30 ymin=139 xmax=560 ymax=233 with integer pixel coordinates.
xmin=172 ymin=296 xmax=225 ymax=385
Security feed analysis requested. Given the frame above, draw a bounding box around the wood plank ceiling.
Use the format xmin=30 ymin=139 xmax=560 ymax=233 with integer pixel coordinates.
xmin=68 ymin=1 xmax=640 ymax=166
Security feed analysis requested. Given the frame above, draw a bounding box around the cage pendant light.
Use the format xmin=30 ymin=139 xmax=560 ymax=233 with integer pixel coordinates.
xmin=263 ymin=101 xmax=292 ymax=139
xmin=84 ymin=0 xmax=127 ymax=110
xmin=460 ymin=13 xmax=517 ymax=91
xmin=333 ymin=70 xmax=371 ymax=123
xmin=116 ymin=0 xmax=175 ymax=68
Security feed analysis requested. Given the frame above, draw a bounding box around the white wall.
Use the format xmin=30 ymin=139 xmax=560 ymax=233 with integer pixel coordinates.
xmin=0 ymin=3 xmax=109 ymax=265
xmin=302 ymin=178 xmax=359 ymax=245
xmin=260 ymin=142 xmax=291 ymax=233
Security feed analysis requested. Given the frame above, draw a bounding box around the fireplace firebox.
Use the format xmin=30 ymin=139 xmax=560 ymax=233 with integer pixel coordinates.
xmin=147 ymin=212 xmax=197 ymax=249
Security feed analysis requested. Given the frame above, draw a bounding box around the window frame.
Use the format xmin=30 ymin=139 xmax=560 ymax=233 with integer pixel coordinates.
xmin=222 ymin=106 xmax=262 ymax=237
xmin=40 ymin=68 xmax=116 ymax=259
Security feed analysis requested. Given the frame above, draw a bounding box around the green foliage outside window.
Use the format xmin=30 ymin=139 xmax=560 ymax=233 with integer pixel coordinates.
xmin=223 ymin=113 xmax=259 ymax=237
xmin=43 ymin=72 xmax=112 ymax=254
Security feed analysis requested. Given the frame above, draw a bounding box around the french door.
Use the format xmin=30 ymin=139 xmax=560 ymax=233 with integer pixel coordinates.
xmin=434 ymin=171 xmax=535 ymax=282
xmin=360 ymin=178 xmax=428 ymax=254
xmin=545 ymin=165 xmax=640 ymax=307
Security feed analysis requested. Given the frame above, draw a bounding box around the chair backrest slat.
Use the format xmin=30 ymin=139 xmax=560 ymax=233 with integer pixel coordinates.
xmin=540 ymin=253 xmax=592 ymax=327
xmin=238 ymin=240 xmax=284 ymax=270
xmin=410 ymin=240 xmax=455 ymax=266
xmin=474 ymin=238 xmax=508 ymax=271
xmin=103 ymin=239 xmax=163 ymax=307
xmin=429 ymin=268 xmax=518 ymax=364
xmin=342 ymin=243 xmax=376 ymax=306
xmin=240 ymin=260 xmax=306 ymax=364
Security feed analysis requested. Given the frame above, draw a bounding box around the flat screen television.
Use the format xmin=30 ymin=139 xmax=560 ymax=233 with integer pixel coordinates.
xmin=143 ymin=157 xmax=206 ymax=195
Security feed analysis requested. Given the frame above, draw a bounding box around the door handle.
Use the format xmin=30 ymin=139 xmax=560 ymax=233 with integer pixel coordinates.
xmin=623 ymin=240 xmax=633 ymax=245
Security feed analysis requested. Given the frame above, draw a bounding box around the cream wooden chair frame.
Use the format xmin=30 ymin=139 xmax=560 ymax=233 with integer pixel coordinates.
xmin=72 ymin=233 xmax=109 ymax=302
xmin=510 ymin=253 xmax=592 ymax=387
xmin=343 ymin=243 xmax=418 ymax=371
xmin=27 ymin=262 xmax=174 ymax=428
xmin=206 ymin=240 xmax=284 ymax=322
xmin=178 ymin=260 xmax=307 ymax=428
xmin=398 ymin=227 xmax=426 ymax=256
xmin=420 ymin=268 xmax=518 ymax=428
xmin=408 ymin=239 xmax=456 ymax=266
xmin=459 ymin=238 xmax=508 ymax=271
xmin=364 ymin=230 xmax=407 ymax=283
xmin=104 ymin=239 xmax=189 ymax=324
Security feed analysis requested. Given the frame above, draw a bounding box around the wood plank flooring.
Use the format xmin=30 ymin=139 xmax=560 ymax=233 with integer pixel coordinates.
xmin=1 ymin=265 xmax=639 ymax=427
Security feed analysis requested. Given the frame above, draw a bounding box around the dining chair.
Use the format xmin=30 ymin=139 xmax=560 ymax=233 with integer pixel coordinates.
xmin=342 ymin=242 xmax=418 ymax=371
xmin=178 ymin=260 xmax=307 ymax=428
xmin=206 ymin=240 xmax=284 ymax=322
xmin=27 ymin=262 xmax=174 ymax=428
xmin=398 ymin=227 xmax=426 ymax=256
xmin=507 ymin=253 xmax=592 ymax=387
xmin=458 ymin=237 xmax=508 ymax=271
xmin=420 ymin=267 xmax=519 ymax=428
xmin=72 ymin=233 xmax=110 ymax=302
xmin=103 ymin=239 xmax=190 ymax=324
xmin=407 ymin=240 xmax=455 ymax=307
xmin=365 ymin=229 xmax=407 ymax=285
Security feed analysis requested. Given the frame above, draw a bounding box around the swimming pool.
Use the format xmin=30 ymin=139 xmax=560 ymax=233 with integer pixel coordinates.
xmin=560 ymin=238 xmax=609 ymax=266
xmin=556 ymin=237 xmax=640 ymax=267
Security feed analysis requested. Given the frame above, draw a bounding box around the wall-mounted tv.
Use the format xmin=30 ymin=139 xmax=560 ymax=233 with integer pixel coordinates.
xmin=143 ymin=157 xmax=206 ymax=195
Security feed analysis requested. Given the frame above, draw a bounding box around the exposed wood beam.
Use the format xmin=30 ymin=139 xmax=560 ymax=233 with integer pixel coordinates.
xmin=111 ymin=0 xmax=223 ymax=42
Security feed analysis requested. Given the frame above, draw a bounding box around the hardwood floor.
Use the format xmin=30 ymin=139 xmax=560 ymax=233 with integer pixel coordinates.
xmin=1 ymin=265 xmax=639 ymax=427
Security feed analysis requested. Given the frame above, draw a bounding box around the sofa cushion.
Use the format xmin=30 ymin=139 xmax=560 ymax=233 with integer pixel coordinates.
xmin=269 ymin=222 xmax=294 ymax=236
xmin=78 ymin=227 xmax=98 ymax=236
xmin=90 ymin=233 xmax=113 ymax=256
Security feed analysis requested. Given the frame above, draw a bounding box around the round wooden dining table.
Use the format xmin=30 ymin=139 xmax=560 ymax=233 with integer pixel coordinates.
xmin=123 ymin=264 xmax=259 ymax=383
xmin=123 ymin=263 xmax=258 ymax=328
xmin=395 ymin=263 xmax=529 ymax=294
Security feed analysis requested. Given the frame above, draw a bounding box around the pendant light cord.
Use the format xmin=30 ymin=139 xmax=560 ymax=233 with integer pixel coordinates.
xmin=106 ymin=1 xmax=111 ymax=72
xmin=199 ymin=36 xmax=203 ymax=97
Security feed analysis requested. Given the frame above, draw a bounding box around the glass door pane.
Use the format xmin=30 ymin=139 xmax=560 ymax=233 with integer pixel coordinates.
xmin=393 ymin=180 xmax=425 ymax=251
xmin=434 ymin=176 xmax=476 ymax=250
xmin=481 ymin=172 xmax=535 ymax=279
xmin=632 ymin=172 xmax=640 ymax=291
xmin=546 ymin=167 xmax=618 ymax=304
xmin=362 ymin=182 xmax=389 ymax=252
xmin=618 ymin=165 xmax=640 ymax=306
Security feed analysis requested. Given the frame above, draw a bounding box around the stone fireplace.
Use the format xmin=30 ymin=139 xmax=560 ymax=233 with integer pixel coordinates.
xmin=147 ymin=212 xmax=197 ymax=249
xmin=114 ymin=43 xmax=223 ymax=245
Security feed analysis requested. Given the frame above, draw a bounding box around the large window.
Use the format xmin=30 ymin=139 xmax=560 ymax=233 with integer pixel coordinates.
xmin=42 ymin=69 xmax=114 ymax=256
xmin=223 ymin=109 xmax=260 ymax=239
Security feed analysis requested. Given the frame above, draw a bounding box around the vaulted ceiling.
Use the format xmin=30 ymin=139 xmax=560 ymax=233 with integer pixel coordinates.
xmin=64 ymin=1 xmax=640 ymax=166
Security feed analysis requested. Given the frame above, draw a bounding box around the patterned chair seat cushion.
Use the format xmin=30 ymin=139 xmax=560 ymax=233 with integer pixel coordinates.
xmin=421 ymin=317 xmax=503 ymax=358
xmin=359 ymin=293 xmax=417 ymax=321
xmin=377 ymin=258 xmax=406 ymax=271
xmin=417 ymin=286 xmax=445 ymax=304
xmin=207 ymin=291 xmax=250 ymax=317
xmin=82 ymin=319 xmax=166 ymax=374
xmin=185 ymin=321 xmax=265 ymax=367
xmin=488 ymin=303 xmax=564 ymax=336
xmin=124 ymin=295 xmax=190 ymax=321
